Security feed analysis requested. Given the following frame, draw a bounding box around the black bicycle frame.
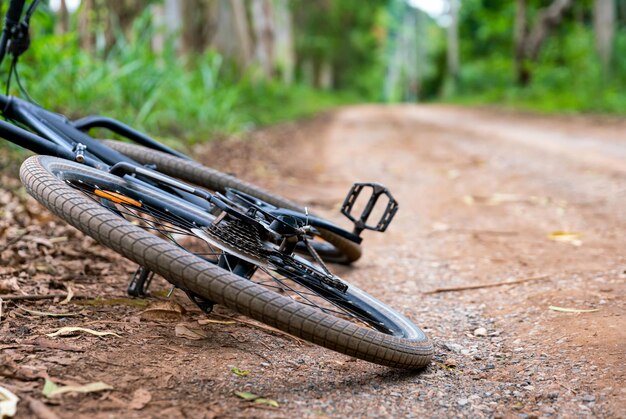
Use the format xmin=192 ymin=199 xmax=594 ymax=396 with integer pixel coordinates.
xmin=0 ymin=0 xmax=363 ymax=246
xmin=0 ymin=95 xmax=126 ymax=168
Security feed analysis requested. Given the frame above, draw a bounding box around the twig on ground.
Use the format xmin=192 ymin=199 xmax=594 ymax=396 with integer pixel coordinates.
xmin=0 ymin=293 xmax=89 ymax=302
xmin=28 ymin=397 xmax=61 ymax=419
xmin=24 ymin=338 xmax=85 ymax=352
xmin=559 ymin=383 xmax=577 ymax=395
xmin=428 ymin=228 xmax=519 ymax=237
xmin=0 ymin=232 xmax=27 ymax=252
xmin=423 ymin=275 xmax=548 ymax=294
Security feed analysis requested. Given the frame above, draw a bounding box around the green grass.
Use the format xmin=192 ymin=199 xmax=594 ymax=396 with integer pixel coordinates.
xmin=1 ymin=23 xmax=353 ymax=151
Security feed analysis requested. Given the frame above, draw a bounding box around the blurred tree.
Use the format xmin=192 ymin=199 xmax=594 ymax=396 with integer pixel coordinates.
xmin=273 ymin=0 xmax=295 ymax=83
xmin=447 ymin=0 xmax=460 ymax=91
xmin=593 ymin=0 xmax=615 ymax=72
xmin=292 ymin=0 xmax=387 ymax=94
xmin=514 ymin=0 xmax=574 ymax=86
xmin=55 ymin=0 xmax=69 ymax=35
xmin=77 ymin=0 xmax=150 ymax=53
xmin=78 ymin=0 xmax=95 ymax=50
xmin=251 ymin=0 xmax=275 ymax=79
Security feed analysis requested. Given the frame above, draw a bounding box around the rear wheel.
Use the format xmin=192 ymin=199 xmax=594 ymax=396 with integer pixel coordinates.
xmin=103 ymin=139 xmax=362 ymax=264
xmin=21 ymin=156 xmax=433 ymax=368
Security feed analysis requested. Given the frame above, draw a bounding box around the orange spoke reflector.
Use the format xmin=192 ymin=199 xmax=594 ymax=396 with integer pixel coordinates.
xmin=94 ymin=190 xmax=142 ymax=207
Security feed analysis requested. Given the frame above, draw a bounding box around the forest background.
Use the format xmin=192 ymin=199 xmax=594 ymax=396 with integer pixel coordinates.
xmin=2 ymin=0 xmax=625 ymax=145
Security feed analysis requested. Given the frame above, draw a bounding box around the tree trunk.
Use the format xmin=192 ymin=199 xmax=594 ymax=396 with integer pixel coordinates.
xmin=446 ymin=0 xmax=460 ymax=89
xmin=251 ymin=0 xmax=275 ymax=79
xmin=209 ymin=0 xmax=253 ymax=68
xmin=514 ymin=0 xmax=574 ymax=86
xmin=273 ymin=0 xmax=295 ymax=84
xmin=514 ymin=0 xmax=531 ymax=86
xmin=56 ymin=0 xmax=70 ymax=35
xmin=525 ymin=0 xmax=574 ymax=60
xmin=594 ymin=0 xmax=615 ymax=72
xmin=78 ymin=0 xmax=95 ymax=51
xmin=181 ymin=0 xmax=212 ymax=54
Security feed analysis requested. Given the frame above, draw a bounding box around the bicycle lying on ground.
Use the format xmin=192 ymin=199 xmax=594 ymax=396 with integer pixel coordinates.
xmin=0 ymin=0 xmax=432 ymax=368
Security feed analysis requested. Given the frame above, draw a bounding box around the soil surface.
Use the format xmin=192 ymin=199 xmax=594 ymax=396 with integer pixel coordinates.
xmin=1 ymin=105 xmax=625 ymax=418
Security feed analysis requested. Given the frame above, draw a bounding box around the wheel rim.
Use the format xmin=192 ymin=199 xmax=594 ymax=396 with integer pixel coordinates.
xmin=55 ymin=168 xmax=412 ymax=337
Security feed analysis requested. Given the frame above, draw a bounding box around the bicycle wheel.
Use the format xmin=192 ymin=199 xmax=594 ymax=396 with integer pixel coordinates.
xmin=20 ymin=155 xmax=432 ymax=368
xmin=102 ymin=139 xmax=362 ymax=264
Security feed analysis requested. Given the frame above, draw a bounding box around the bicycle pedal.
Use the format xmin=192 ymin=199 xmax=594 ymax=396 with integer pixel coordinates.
xmin=340 ymin=182 xmax=399 ymax=236
xmin=127 ymin=265 xmax=154 ymax=297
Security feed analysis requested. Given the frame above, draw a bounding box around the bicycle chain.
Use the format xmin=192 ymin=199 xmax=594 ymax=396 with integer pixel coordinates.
xmin=204 ymin=218 xmax=348 ymax=293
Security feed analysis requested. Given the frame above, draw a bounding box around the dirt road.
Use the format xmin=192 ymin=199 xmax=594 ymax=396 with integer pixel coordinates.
xmin=1 ymin=105 xmax=624 ymax=417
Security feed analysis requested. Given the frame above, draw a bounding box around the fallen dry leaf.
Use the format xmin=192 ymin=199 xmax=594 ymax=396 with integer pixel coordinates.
xmin=18 ymin=306 xmax=80 ymax=318
xmin=254 ymin=398 xmax=280 ymax=408
xmin=548 ymin=231 xmax=582 ymax=246
xmin=46 ymin=327 xmax=121 ymax=338
xmin=235 ymin=391 xmax=258 ymax=401
xmin=128 ymin=388 xmax=152 ymax=410
xmin=0 ymin=385 xmax=19 ymax=417
xmin=59 ymin=286 xmax=74 ymax=305
xmin=548 ymin=306 xmax=599 ymax=313
xmin=231 ymin=367 xmax=249 ymax=376
xmin=140 ymin=300 xmax=186 ymax=322
xmin=234 ymin=391 xmax=279 ymax=408
xmin=197 ymin=319 xmax=236 ymax=325
xmin=463 ymin=193 xmax=551 ymax=206
xmin=0 ymin=278 xmax=20 ymax=294
xmin=42 ymin=379 xmax=113 ymax=398
xmin=175 ymin=323 xmax=208 ymax=340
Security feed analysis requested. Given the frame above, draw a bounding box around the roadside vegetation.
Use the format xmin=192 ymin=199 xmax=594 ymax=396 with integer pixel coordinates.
xmin=1 ymin=0 xmax=625 ymax=151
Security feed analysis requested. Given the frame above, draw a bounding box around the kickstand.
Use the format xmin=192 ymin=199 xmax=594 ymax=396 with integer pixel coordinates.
xmin=127 ymin=266 xmax=154 ymax=297
xmin=183 ymin=290 xmax=215 ymax=314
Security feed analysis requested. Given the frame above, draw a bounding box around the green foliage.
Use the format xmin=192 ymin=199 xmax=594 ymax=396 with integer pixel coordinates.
xmin=449 ymin=0 xmax=626 ymax=114
xmin=1 ymin=8 xmax=350 ymax=149
xmin=292 ymin=0 xmax=388 ymax=98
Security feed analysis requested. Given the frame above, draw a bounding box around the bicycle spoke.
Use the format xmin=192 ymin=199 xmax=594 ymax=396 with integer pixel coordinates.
xmin=66 ymin=177 xmax=381 ymax=331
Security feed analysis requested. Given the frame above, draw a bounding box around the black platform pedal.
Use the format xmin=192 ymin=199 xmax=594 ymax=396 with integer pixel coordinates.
xmin=340 ymin=182 xmax=399 ymax=236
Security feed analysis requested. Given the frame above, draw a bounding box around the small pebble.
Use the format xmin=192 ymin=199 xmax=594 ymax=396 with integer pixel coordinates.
xmin=474 ymin=327 xmax=488 ymax=337
xmin=581 ymin=394 xmax=596 ymax=403
xmin=457 ymin=398 xmax=469 ymax=407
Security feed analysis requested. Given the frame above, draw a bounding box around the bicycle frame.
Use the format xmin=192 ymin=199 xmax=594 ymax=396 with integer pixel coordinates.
xmin=0 ymin=92 xmax=362 ymax=242
xmin=0 ymin=0 xmax=365 ymax=246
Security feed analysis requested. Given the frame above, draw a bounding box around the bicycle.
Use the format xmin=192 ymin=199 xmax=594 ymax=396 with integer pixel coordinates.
xmin=0 ymin=0 xmax=433 ymax=368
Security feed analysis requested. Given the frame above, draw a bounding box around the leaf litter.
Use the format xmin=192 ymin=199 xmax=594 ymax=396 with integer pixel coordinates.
xmin=0 ymin=385 xmax=19 ymax=417
xmin=46 ymin=327 xmax=121 ymax=338
xmin=175 ymin=323 xmax=209 ymax=340
xmin=128 ymin=388 xmax=152 ymax=410
xmin=548 ymin=231 xmax=583 ymax=246
xmin=42 ymin=379 xmax=113 ymax=398
xmin=140 ymin=300 xmax=186 ymax=322
xmin=17 ymin=306 xmax=80 ymax=318
xmin=231 ymin=367 xmax=250 ymax=376
xmin=234 ymin=391 xmax=279 ymax=408
xmin=548 ymin=306 xmax=599 ymax=313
